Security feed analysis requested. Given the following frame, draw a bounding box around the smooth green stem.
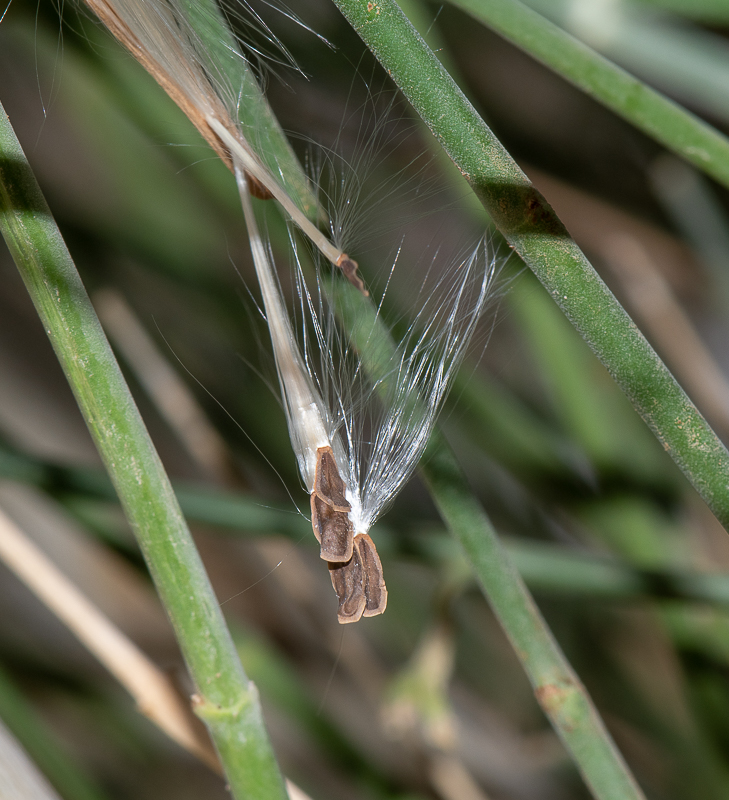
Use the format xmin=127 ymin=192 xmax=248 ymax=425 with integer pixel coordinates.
xmin=331 ymin=0 xmax=729 ymax=532
xmin=420 ymin=435 xmax=646 ymax=800
xmin=328 ymin=270 xmax=644 ymax=797
xmin=448 ymin=0 xmax=729 ymax=191
xmin=0 ymin=103 xmax=287 ymax=800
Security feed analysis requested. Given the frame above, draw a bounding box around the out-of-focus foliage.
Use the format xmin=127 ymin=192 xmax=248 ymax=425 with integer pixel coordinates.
xmin=1 ymin=0 xmax=729 ymax=798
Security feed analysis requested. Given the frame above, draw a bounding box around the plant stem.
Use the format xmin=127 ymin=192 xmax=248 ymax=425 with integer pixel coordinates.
xmin=329 ymin=274 xmax=645 ymax=799
xmin=448 ymin=0 xmax=729 ymax=191
xmin=331 ymin=0 xmax=729 ymax=532
xmin=178 ymin=0 xmax=319 ymax=220
xmin=420 ymin=435 xmax=646 ymax=800
xmin=0 ymin=102 xmax=287 ymax=800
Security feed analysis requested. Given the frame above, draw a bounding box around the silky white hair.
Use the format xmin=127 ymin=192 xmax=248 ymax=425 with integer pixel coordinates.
xmin=290 ymin=239 xmax=497 ymax=534
xmin=82 ymin=0 xmax=350 ymax=267
xmin=83 ymin=0 xmax=498 ymax=540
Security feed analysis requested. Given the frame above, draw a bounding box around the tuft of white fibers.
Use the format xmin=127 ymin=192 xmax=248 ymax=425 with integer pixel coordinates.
xmin=234 ymin=76 xmax=498 ymax=620
xmin=292 ymin=235 xmax=497 ymax=537
xmin=84 ymin=0 xmax=498 ymax=620
xmin=240 ymin=136 xmax=497 ymax=621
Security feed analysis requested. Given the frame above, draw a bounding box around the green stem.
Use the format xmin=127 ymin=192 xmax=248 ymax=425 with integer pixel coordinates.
xmin=448 ymin=0 xmax=729 ymax=191
xmin=328 ymin=273 xmax=645 ymax=798
xmin=420 ymin=437 xmax=646 ymax=800
xmin=0 ymin=103 xmax=287 ymax=800
xmin=331 ymin=0 xmax=729 ymax=532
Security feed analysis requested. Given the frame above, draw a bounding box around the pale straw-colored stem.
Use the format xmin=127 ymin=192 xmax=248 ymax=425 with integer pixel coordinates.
xmin=235 ymin=161 xmax=330 ymax=487
xmin=0 ymin=504 xmax=220 ymax=769
xmin=0 ymin=504 xmax=315 ymax=800
xmin=81 ymin=0 xmax=335 ymax=269
xmin=210 ymin=118 xmax=344 ymax=267
xmin=94 ymin=288 xmax=235 ymax=483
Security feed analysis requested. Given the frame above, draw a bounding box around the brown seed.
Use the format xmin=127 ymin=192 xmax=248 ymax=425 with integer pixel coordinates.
xmin=311 ymin=494 xmax=354 ymax=563
xmin=357 ymin=533 xmax=388 ymax=617
xmin=313 ymin=446 xmax=351 ymax=512
xmin=328 ymin=534 xmax=388 ymax=624
xmin=247 ymin=175 xmax=274 ymax=200
xmin=310 ymin=446 xmax=354 ymax=563
xmin=329 ymin=549 xmax=366 ymax=624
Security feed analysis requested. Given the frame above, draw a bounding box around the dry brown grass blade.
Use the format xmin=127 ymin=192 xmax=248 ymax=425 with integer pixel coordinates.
xmin=0 ymin=503 xmax=221 ymax=770
xmin=602 ymin=234 xmax=729 ymax=437
xmin=82 ymin=0 xmax=238 ymax=170
xmin=94 ymin=288 xmax=237 ymax=485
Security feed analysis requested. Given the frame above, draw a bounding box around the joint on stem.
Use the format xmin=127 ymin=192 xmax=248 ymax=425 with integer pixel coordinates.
xmin=336 ymin=253 xmax=368 ymax=296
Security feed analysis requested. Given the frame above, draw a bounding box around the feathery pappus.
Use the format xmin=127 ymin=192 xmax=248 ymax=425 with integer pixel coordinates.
xmin=80 ymin=0 xmax=497 ymax=622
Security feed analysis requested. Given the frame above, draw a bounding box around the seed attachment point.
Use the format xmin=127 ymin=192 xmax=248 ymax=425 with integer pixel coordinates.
xmin=336 ymin=254 xmax=368 ymax=296
xmin=247 ymin=175 xmax=274 ymax=200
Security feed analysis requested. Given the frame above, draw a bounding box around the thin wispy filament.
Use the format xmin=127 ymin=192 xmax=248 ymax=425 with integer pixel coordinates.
xmin=80 ymin=0 xmax=497 ymax=623
xmin=81 ymin=0 xmax=365 ymax=287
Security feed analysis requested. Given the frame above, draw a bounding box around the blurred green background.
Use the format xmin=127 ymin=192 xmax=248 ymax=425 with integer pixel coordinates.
xmin=2 ymin=0 xmax=729 ymax=798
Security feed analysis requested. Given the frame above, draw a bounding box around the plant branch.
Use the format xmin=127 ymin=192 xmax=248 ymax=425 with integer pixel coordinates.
xmin=331 ymin=0 xmax=729 ymax=532
xmin=448 ymin=0 xmax=729 ymax=192
xmin=0 ymin=102 xmax=287 ymax=800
